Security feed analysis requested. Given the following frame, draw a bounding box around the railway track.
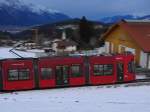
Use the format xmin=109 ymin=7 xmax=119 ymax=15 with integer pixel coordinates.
xmin=121 ymin=78 xmax=150 ymax=87
xmin=135 ymin=78 xmax=150 ymax=83
xmin=0 ymin=78 xmax=150 ymax=94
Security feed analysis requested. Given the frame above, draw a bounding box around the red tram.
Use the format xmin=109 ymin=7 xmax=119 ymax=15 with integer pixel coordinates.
xmin=0 ymin=54 xmax=135 ymax=91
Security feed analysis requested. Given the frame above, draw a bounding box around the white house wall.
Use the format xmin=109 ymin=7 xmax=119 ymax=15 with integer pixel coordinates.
xmin=118 ymin=45 xmax=135 ymax=54
xmin=105 ymin=42 xmax=110 ymax=53
xmin=140 ymin=51 xmax=148 ymax=68
xmin=118 ymin=45 xmax=122 ymax=53
xmin=148 ymin=54 xmax=150 ymax=69
xmin=52 ymin=43 xmax=58 ymax=52
xmin=65 ymin=46 xmax=76 ymax=52
xmin=97 ymin=47 xmax=105 ymax=54
xmin=125 ymin=47 xmax=135 ymax=54
xmin=111 ymin=43 xmax=114 ymax=53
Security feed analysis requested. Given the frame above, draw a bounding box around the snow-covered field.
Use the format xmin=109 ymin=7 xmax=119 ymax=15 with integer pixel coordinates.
xmin=1 ymin=85 xmax=150 ymax=112
xmin=0 ymin=47 xmax=42 ymax=59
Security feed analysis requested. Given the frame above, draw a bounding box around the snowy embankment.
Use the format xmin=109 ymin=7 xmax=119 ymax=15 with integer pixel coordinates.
xmin=1 ymin=85 xmax=150 ymax=112
xmin=0 ymin=47 xmax=37 ymax=59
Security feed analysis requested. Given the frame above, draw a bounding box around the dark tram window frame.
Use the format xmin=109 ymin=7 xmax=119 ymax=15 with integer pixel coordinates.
xmin=94 ymin=64 xmax=103 ymax=76
xmin=8 ymin=68 xmax=30 ymax=81
xmin=18 ymin=69 xmax=30 ymax=80
xmin=71 ymin=64 xmax=82 ymax=77
xmin=94 ymin=64 xmax=113 ymax=76
xmin=103 ymin=64 xmax=113 ymax=75
xmin=8 ymin=69 xmax=19 ymax=81
xmin=41 ymin=67 xmax=53 ymax=80
xmin=128 ymin=61 xmax=135 ymax=73
xmin=55 ymin=65 xmax=70 ymax=83
xmin=55 ymin=65 xmax=70 ymax=75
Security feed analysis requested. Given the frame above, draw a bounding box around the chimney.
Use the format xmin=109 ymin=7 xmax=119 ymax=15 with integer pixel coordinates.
xmin=31 ymin=29 xmax=39 ymax=44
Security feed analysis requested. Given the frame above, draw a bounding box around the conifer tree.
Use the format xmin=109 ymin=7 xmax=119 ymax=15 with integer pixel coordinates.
xmin=79 ymin=16 xmax=94 ymax=44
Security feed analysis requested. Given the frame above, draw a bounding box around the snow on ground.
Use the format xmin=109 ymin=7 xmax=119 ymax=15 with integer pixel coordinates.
xmin=0 ymin=47 xmax=37 ymax=59
xmin=136 ymin=74 xmax=147 ymax=79
xmin=1 ymin=85 xmax=150 ymax=112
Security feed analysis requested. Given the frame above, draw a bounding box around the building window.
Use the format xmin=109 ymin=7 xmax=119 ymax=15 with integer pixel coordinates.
xmin=128 ymin=61 xmax=135 ymax=73
xmin=71 ymin=65 xmax=82 ymax=77
xmin=41 ymin=68 xmax=53 ymax=79
xmin=8 ymin=69 xmax=30 ymax=81
xmin=94 ymin=64 xmax=113 ymax=76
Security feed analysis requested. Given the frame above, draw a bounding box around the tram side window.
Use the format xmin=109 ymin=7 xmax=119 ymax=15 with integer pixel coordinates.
xmin=128 ymin=61 xmax=135 ymax=73
xmin=94 ymin=64 xmax=113 ymax=76
xmin=19 ymin=69 xmax=30 ymax=80
xmin=41 ymin=68 xmax=53 ymax=79
xmin=8 ymin=69 xmax=30 ymax=81
xmin=94 ymin=65 xmax=103 ymax=76
xmin=8 ymin=69 xmax=18 ymax=81
xmin=103 ymin=64 xmax=113 ymax=75
xmin=71 ymin=65 xmax=82 ymax=77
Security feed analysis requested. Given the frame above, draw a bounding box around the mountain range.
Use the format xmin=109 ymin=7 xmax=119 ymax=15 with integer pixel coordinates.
xmin=100 ymin=14 xmax=150 ymax=23
xmin=0 ymin=0 xmax=150 ymax=27
xmin=0 ymin=0 xmax=70 ymax=27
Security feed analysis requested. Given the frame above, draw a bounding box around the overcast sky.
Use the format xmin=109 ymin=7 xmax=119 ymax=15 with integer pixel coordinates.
xmin=22 ymin=0 xmax=150 ymax=20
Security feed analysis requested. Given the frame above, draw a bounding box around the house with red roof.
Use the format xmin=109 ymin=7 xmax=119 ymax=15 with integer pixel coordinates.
xmin=102 ymin=20 xmax=150 ymax=68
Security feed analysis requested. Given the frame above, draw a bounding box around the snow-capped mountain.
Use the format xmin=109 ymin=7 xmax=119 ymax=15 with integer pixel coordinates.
xmin=139 ymin=15 xmax=150 ymax=20
xmin=100 ymin=14 xmax=150 ymax=23
xmin=0 ymin=0 xmax=70 ymax=26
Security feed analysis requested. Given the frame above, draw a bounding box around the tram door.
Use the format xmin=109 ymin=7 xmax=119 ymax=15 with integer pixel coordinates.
xmin=117 ymin=62 xmax=124 ymax=82
xmin=56 ymin=66 xmax=69 ymax=86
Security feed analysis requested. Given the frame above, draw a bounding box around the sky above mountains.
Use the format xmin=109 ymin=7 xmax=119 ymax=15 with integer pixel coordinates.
xmin=17 ymin=0 xmax=150 ymax=20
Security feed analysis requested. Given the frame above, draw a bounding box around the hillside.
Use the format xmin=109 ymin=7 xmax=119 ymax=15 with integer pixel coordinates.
xmin=13 ymin=18 xmax=108 ymax=49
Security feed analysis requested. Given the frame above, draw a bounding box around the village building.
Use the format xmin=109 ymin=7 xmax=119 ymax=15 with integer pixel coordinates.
xmin=51 ymin=30 xmax=78 ymax=53
xmin=101 ymin=20 xmax=150 ymax=69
